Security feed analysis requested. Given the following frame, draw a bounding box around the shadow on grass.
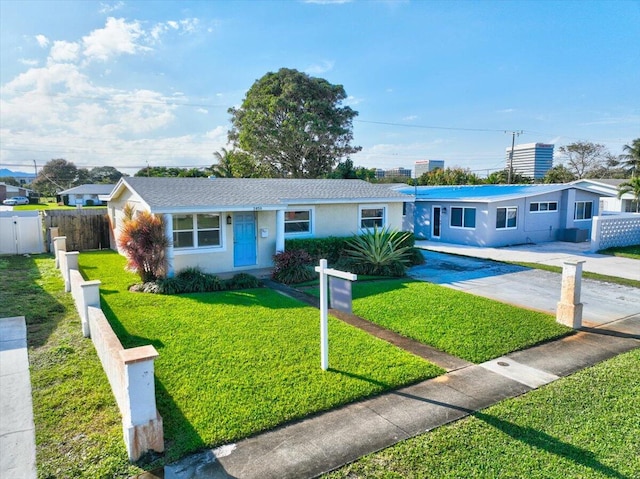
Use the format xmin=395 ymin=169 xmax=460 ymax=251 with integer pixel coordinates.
xmin=0 ymin=254 xmax=66 ymax=348
xmin=333 ymin=369 xmax=627 ymax=479
xmin=99 ymin=299 xmax=165 ymax=350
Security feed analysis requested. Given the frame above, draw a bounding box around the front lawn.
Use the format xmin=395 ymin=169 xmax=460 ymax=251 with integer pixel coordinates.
xmin=79 ymin=251 xmax=443 ymax=466
xmin=0 ymin=255 xmax=140 ymax=478
xmin=346 ymin=279 xmax=570 ymax=363
xmin=326 ymin=347 xmax=640 ymax=478
xmin=598 ymin=244 xmax=640 ymax=260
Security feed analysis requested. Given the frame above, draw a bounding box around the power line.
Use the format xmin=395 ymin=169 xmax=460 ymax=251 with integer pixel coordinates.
xmin=354 ymin=119 xmax=511 ymax=133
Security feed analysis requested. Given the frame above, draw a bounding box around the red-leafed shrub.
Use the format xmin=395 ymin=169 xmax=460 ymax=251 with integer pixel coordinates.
xmin=117 ymin=209 xmax=169 ymax=282
xmin=272 ymin=249 xmax=316 ymax=284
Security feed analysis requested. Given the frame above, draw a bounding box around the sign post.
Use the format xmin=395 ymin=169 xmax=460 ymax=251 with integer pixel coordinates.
xmin=315 ymin=259 xmax=357 ymax=371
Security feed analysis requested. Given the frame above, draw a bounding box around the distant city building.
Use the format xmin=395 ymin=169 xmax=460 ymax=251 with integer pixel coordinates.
xmin=506 ymin=143 xmax=554 ymax=180
xmin=375 ymin=167 xmax=413 ymax=179
xmin=415 ymin=160 xmax=445 ymax=178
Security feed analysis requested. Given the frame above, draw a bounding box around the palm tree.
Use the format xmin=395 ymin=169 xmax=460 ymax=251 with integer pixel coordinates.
xmin=210 ymin=147 xmax=235 ymax=178
xmin=617 ymin=176 xmax=640 ymax=213
xmin=621 ymin=138 xmax=640 ymax=177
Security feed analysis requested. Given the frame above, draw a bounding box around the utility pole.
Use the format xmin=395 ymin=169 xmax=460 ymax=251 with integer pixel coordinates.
xmin=506 ymin=130 xmax=523 ymax=184
xmin=33 ymin=160 xmax=37 ymax=177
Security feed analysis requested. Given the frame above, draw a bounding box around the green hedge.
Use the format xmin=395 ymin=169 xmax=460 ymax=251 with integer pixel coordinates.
xmin=285 ymin=232 xmax=420 ymax=267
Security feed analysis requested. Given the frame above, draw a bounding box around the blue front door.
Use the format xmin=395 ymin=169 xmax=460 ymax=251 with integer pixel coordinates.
xmin=234 ymin=213 xmax=257 ymax=267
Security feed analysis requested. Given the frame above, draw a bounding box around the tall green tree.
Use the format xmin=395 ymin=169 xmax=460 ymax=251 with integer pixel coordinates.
xmin=485 ymin=169 xmax=532 ymax=184
xmin=542 ymin=165 xmax=577 ymax=183
xmin=31 ymin=159 xmax=80 ymax=195
xmin=228 ymin=68 xmax=361 ymax=178
xmin=558 ymin=141 xmax=609 ymax=179
xmin=418 ymin=167 xmax=481 ymax=185
xmin=134 ymin=166 xmax=205 ymax=177
xmin=327 ymin=159 xmax=358 ymax=179
xmin=210 ymin=148 xmax=268 ymax=178
xmin=88 ymin=166 xmax=124 ymax=184
xmin=620 ymin=138 xmax=640 ymax=177
xmin=617 ymin=176 xmax=640 ymax=213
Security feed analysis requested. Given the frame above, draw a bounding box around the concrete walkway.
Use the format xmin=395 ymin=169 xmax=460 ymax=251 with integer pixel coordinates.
xmin=0 ymin=316 xmax=37 ymax=479
xmin=416 ymin=240 xmax=640 ymax=281
xmin=408 ymin=249 xmax=640 ymax=327
xmin=138 ymin=316 xmax=639 ymax=479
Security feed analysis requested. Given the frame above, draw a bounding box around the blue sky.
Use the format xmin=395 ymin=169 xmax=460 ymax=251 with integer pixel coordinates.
xmin=1 ymin=0 xmax=638 ymax=177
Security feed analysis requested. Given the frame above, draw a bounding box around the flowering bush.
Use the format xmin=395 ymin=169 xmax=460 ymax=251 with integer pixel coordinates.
xmin=272 ymin=249 xmax=316 ymax=284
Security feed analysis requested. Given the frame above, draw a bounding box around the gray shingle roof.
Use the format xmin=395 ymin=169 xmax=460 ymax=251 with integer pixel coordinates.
xmin=117 ymin=177 xmax=409 ymax=210
xmin=58 ymin=184 xmax=116 ymax=195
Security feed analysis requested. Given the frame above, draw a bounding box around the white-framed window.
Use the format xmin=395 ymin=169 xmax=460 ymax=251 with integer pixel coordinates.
xmin=574 ymin=201 xmax=593 ymax=220
xmin=172 ymin=213 xmax=221 ymax=249
xmin=529 ymin=201 xmax=558 ymax=213
xmin=284 ymin=209 xmax=312 ymax=235
xmin=450 ymin=207 xmax=476 ymax=229
xmin=359 ymin=205 xmax=386 ymax=230
xmin=496 ymin=206 xmax=517 ymax=229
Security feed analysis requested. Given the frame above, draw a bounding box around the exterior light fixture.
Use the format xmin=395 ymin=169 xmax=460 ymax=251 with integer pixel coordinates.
xmin=227 ymin=215 xmax=232 ymax=225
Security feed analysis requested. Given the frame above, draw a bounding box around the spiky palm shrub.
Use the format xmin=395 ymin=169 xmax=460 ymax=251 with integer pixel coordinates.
xmin=344 ymin=226 xmax=413 ymax=277
xmin=117 ymin=210 xmax=169 ymax=282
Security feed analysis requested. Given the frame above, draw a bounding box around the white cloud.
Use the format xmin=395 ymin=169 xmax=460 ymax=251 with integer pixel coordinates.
xmin=402 ymin=115 xmax=418 ymax=121
xmin=1 ymin=16 xmax=219 ymax=173
xmin=49 ymin=41 xmax=81 ymax=64
xmin=305 ymin=60 xmax=334 ymax=75
xmin=19 ymin=59 xmax=39 ymax=66
xmin=343 ymin=95 xmax=363 ymax=106
xmin=35 ymin=35 xmax=49 ymax=48
xmin=82 ymin=17 xmax=150 ymax=62
xmin=149 ymin=18 xmax=200 ymax=43
xmin=98 ymin=1 xmax=124 ymax=14
xmin=497 ymin=108 xmax=515 ymax=114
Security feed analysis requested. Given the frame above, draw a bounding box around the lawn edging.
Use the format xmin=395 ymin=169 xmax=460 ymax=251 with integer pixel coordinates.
xmin=56 ymin=238 xmax=164 ymax=462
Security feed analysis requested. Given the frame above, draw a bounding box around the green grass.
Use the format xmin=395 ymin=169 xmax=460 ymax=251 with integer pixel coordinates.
xmin=598 ymin=244 xmax=640 ymax=260
xmin=326 ymin=347 xmax=640 ymax=478
xmin=508 ymin=261 xmax=640 ymax=289
xmin=79 ymin=251 xmax=444 ymax=466
xmin=312 ymin=279 xmax=570 ymax=363
xmin=0 ymin=255 xmax=140 ymax=478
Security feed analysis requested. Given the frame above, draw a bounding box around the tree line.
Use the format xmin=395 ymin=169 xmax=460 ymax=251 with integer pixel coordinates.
xmin=12 ymin=67 xmax=639 ymax=195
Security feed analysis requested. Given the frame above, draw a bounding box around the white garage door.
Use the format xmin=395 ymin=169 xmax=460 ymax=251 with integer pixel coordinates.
xmin=0 ymin=211 xmax=45 ymax=255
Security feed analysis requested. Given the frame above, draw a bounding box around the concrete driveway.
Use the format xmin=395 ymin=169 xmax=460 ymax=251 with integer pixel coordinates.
xmin=409 ymin=249 xmax=640 ymax=327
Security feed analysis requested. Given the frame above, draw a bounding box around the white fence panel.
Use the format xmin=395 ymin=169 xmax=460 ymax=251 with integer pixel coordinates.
xmin=0 ymin=211 xmax=44 ymax=254
xmin=590 ymin=213 xmax=640 ymax=252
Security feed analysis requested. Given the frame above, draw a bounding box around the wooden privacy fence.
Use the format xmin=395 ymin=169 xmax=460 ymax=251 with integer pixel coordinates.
xmin=44 ymin=208 xmax=111 ymax=252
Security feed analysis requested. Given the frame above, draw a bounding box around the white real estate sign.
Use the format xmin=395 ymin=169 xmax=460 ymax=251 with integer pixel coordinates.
xmin=315 ymin=259 xmax=357 ymax=371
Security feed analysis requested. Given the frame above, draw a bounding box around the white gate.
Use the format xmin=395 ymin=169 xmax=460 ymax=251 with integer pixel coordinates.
xmin=0 ymin=211 xmax=45 ymax=254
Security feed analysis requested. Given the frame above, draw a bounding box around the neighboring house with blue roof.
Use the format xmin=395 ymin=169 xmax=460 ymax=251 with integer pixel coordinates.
xmin=394 ymin=183 xmax=611 ymax=247
xmin=571 ymin=178 xmax=639 ymax=213
xmin=58 ymin=184 xmax=116 ymax=206
xmin=106 ymin=177 xmax=410 ymax=276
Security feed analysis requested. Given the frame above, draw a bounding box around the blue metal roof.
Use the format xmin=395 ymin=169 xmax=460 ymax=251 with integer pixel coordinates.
xmin=394 ymin=184 xmax=571 ymax=203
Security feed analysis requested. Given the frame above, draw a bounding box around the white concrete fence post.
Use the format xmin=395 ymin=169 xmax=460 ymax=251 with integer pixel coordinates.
xmin=49 ymin=227 xmax=59 ymax=253
xmin=79 ymin=280 xmax=101 ymax=338
xmin=556 ymin=260 xmax=585 ymax=329
xmin=52 ymin=236 xmax=66 ymax=268
xmin=62 ymin=251 xmax=79 ymax=293
xmin=120 ymin=346 xmax=164 ymax=461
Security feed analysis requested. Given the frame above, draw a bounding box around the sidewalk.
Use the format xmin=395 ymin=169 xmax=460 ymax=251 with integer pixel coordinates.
xmin=416 ymin=240 xmax=640 ymax=281
xmin=138 ymin=316 xmax=640 ymax=479
xmin=0 ymin=316 xmax=37 ymax=479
